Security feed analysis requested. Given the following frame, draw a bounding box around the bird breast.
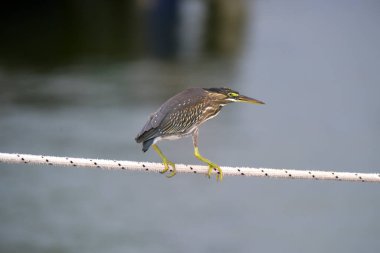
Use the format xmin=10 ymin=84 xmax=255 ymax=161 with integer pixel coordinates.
xmin=199 ymin=105 xmax=223 ymax=124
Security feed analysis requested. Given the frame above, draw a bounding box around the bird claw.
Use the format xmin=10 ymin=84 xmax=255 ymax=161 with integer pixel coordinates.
xmin=166 ymin=170 xmax=176 ymax=178
xmin=160 ymin=159 xmax=176 ymax=178
xmin=206 ymin=165 xmax=223 ymax=182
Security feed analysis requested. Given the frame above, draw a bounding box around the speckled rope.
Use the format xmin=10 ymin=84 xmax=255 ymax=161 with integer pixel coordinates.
xmin=0 ymin=152 xmax=379 ymax=183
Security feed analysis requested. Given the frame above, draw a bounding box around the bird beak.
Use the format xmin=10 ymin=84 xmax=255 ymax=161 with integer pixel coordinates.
xmin=237 ymin=95 xmax=265 ymax=104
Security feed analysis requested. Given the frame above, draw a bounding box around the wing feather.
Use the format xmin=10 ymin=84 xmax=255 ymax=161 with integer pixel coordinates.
xmin=135 ymin=88 xmax=207 ymax=143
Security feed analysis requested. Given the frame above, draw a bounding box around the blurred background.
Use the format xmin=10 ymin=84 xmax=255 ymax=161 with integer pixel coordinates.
xmin=0 ymin=0 xmax=379 ymax=252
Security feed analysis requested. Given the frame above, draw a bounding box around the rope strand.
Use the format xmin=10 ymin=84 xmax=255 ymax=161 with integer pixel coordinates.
xmin=0 ymin=152 xmax=379 ymax=183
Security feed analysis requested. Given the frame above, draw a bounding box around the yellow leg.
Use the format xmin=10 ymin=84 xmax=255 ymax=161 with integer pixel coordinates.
xmin=152 ymin=144 xmax=176 ymax=178
xmin=194 ymin=147 xmax=223 ymax=181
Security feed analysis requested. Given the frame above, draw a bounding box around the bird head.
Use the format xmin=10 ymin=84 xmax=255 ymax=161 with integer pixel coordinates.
xmin=204 ymin=87 xmax=265 ymax=105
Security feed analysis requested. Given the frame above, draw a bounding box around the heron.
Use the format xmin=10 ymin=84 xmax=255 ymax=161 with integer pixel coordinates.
xmin=135 ymin=87 xmax=264 ymax=181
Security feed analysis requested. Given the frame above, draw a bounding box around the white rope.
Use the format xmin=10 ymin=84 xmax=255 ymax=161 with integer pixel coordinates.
xmin=0 ymin=152 xmax=379 ymax=183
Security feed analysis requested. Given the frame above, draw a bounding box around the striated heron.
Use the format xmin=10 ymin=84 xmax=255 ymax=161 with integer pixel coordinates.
xmin=135 ymin=87 xmax=264 ymax=181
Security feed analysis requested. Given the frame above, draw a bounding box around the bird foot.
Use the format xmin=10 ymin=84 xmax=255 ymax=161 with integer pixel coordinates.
xmin=206 ymin=165 xmax=223 ymax=182
xmin=160 ymin=159 xmax=176 ymax=178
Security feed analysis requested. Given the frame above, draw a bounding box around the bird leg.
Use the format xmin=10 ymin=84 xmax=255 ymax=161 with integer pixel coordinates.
xmin=152 ymin=144 xmax=176 ymax=178
xmin=192 ymin=129 xmax=223 ymax=181
xmin=194 ymin=147 xmax=223 ymax=181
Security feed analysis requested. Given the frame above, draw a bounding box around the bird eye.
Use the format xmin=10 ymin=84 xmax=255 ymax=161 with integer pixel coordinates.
xmin=228 ymin=92 xmax=239 ymax=97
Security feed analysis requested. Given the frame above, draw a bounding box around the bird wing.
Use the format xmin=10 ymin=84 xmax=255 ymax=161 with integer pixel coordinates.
xmin=135 ymin=96 xmax=177 ymax=143
xmin=135 ymin=88 xmax=206 ymax=143
xmin=135 ymin=109 xmax=165 ymax=143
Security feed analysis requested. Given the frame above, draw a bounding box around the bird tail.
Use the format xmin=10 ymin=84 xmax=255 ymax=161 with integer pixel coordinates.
xmin=142 ymin=138 xmax=155 ymax=152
